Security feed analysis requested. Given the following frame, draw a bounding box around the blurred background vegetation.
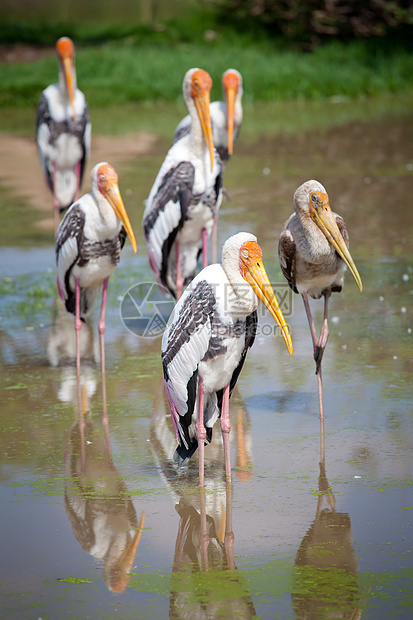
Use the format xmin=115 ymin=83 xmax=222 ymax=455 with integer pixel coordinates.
xmin=0 ymin=0 xmax=412 ymax=107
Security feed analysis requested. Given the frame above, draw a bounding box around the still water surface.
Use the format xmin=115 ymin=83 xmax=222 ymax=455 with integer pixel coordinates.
xmin=0 ymin=96 xmax=412 ymax=619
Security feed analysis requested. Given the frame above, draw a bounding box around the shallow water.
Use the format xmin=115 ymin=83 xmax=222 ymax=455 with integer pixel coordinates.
xmin=1 ymin=97 xmax=412 ymax=619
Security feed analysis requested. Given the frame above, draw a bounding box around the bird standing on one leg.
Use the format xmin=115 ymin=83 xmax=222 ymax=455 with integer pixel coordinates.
xmin=36 ymin=36 xmax=91 ymax=234
xmin=162 ymin=232 xmax=293 ymax=487
xmin=143 ymin=68 xmax=222 ymax=300
xmin=278 ymin=180 xmax=362 ymax=417
xmin=56 ymin=162 xmax=137 ymax=376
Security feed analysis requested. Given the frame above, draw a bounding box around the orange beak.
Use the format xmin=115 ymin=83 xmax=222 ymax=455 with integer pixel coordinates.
xmin=193 ymin=90 xmax=214 ymax=172
xmin=105 ymin=182 xmax=137 ymax=254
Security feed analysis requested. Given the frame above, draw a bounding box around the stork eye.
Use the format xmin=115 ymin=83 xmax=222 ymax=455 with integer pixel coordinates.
xmin=241 ymin=249 xmax=249 ymax=259
xmin=311 ymin=194 xmax=318 ymax=204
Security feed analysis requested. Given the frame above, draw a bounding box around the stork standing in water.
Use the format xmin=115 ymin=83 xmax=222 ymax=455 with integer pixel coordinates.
xmin=143 ymin=68 xmax=223 ymax=300
xmin=36 ymin=36 xmax=91 ymax=233
xmin=56 ymin=162 xmax=137 ymax=376
xmin=173 ymin=69 xmax=243 ymax=166
xmin=278 ymin=180 xmax=362 ymax=418
xmin=162 ymin=232 xmax=293 ymax=487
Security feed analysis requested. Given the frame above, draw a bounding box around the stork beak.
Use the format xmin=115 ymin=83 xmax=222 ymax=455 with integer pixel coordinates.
xmin=194 ymin=90 xmax=214 ymax=172
xmin=242 ymin=258 xmax=293 ymax=356
xmin=105 ymin=183 xmax=137 ymax=253
xmin=109 ymin=512 xmax=145 ymax=593
xmin=225 ymin=86 xmax=236 ymax=156
xmin=62 ymin=56 xmax=76 ymax=121
xmin=311 ymin=201 xmax=363 ymax=292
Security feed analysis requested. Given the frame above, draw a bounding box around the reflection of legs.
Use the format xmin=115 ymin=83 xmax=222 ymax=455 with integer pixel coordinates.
xmin=176 ymin=241 xmax=183 ymax=300
xmin=199 ymin=488 xmax=209 ymax=572
xmin=224 ymin=482 xmax=235 ymax=571
xmin=220 ymin=384 xmax=232 ymax=484
xmin=197 ymin=377 xmax=206 ymax=488
xmin=202 ymin=227 xmax=208 ymax=269
xmin=75 ymin=277 xmax=82 ymax=377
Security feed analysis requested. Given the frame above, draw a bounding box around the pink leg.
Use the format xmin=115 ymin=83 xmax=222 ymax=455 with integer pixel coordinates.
xmin=302 ymin=292 xmax=318 ymax=357
xmin=74 ymin=161 xmax=81 ymax=200
xmin=98 ymin=278 xmax=109 ymax=377
xmin=75 ymin=278 xmax=82 ymax=377
xmin=176 ymin=241 xmax=183 ymax=300
xmin=52 ymin=163 xmax=60 ymax=236
xmin=202 ymin=227 xmax=208 ymax=269
xmin=317 ymin=366 xmax=325 ymax=420
xmin=211 ymin=215 xmax=219 ymax=264
xmin=197 ymin=377 xmax=206 ymax=488
xmin=315 ymin=290 xmax=331 ymax=374
xmin=220 ymin=384 xmax=232 ymax=484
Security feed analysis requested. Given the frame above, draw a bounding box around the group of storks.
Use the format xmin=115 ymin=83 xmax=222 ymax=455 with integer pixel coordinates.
xmin=35 ymin=37 xmax=362 ymax=487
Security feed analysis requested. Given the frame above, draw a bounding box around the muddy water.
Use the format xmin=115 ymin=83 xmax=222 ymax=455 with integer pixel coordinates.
xmin=0 ymin=96 xmax=412 ymax=619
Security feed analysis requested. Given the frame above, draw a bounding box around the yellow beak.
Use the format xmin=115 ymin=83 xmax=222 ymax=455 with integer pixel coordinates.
xmin=194 ymin=90 xmax=214 ymax=172
xmin=243 ymin=260 xmax=293 ymax=356
xmin=312 ymin=204 xmax=363 ymax=292
xmin=62 ymin=56 xmax=76 ymax=121
xmin=105 ymin=183 xmax=137 ymax=253
xmin=225 ymin=86 xmax=236 ymax=156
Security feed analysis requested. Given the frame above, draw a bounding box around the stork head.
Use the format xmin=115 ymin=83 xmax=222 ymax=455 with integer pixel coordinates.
xmin=93 ymin=163 xmax=137 ymax=254
xmin=56 ymin=37 xmax=76 ymax=120
xmin=295 ymin=180 xmax=362 ymax=292
xmin=222 ymin=69 xmax=242 ymax=156
xmin=222 ymin=232 xmax=293 ymax=356
xmin=183 ymin=68 xmax=214 ymax=172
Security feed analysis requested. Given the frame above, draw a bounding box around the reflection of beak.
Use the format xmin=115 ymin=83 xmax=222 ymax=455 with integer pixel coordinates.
xmin=110 ymin=511 xmax=145 ymax=593
xmin=105 ymin=183 xmax=137 ymax=253
xmin=225 ymin=86 xmax=236 ymax=156
xmin=312 ymin=204 xmax=363 ymax=292
xmin=242 ymin=259 xmax=293 ymax=356
xmin=62 ymin=56 xmax=76 ymax=120
xmin=194 ymin=90 xmax=214 ymax=172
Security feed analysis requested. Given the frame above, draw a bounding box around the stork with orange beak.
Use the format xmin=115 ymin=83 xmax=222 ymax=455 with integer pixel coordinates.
xmin=143 ymin=68 xmax=223 ymax=300
xmin=56 ymin=163 xmax=137 ymax=375
xmin=37 ymin=37 xmax=91 ymax=233
xmin=162 ymin=232 xmax=293 ymax=487
xmin=278 ymin=180 xmax=363 ymax=417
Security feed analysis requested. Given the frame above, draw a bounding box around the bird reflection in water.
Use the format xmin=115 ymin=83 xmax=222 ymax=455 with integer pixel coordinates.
xmin=49 ymin=303 xmax=145 ymax=592
xmin=292 ymin=417 xmax=361 ymax=619
xmin=150 ymin=378 xmax=256 ymax=619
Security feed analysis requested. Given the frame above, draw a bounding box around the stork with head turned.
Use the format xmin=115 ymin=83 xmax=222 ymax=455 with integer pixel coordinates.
xmin=143 ymin=68 xmax=223 ymax=300
xmin=173 ymin=69 xmax=243 ymax=166
xmin=161 ymin=232 xmax=293 ymax=487
xmin=56 ymin=162 xmax=137 ymax=375
xmin=36 ymin=36 xmax=91 ymax=233
xmin=278 ymin=180 xmax=363 ymax=418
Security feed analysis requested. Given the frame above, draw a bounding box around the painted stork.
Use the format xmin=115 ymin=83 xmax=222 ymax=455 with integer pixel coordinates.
xmin=278 ymin=180 xmax=362 ymax=417
xmin=36 ymin=36 xmax=91 ymax=233
xmin=143 ymin=68 xmax=223 ymax=300
xmin=56 ymin=162 xmax=137 ymax=375
xmin=173 ymin=69 xmax=243 ymax=165
xmin=161 ymin=232 xmax=293 ymax=486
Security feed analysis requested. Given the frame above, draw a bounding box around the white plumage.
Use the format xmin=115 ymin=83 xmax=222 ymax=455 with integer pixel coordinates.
xmin=143 ymin=68 xmax=223 ymax=299
xmin=161 ymin=232 xmax=292 ymax=486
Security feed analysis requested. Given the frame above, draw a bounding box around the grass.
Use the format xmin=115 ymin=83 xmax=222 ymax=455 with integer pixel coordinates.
xmin=0 ymin=19 xmax=413 ymax=108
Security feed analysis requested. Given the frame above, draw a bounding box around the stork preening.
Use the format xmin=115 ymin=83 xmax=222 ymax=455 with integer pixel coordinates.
xmin=173 ymin=69 xmax=243 ymax=165
xmin=56 ymin=162 xmax=137 ymax=375
xmin=162 ymin=232 xmax=293 ymax=487
xmin=278 ymin=180 xmax=362 ymax=418
xmin=143 ymin=68 xmax=223 ymax=300
xmin=36 ymin=36 xmax=91 ymax=233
